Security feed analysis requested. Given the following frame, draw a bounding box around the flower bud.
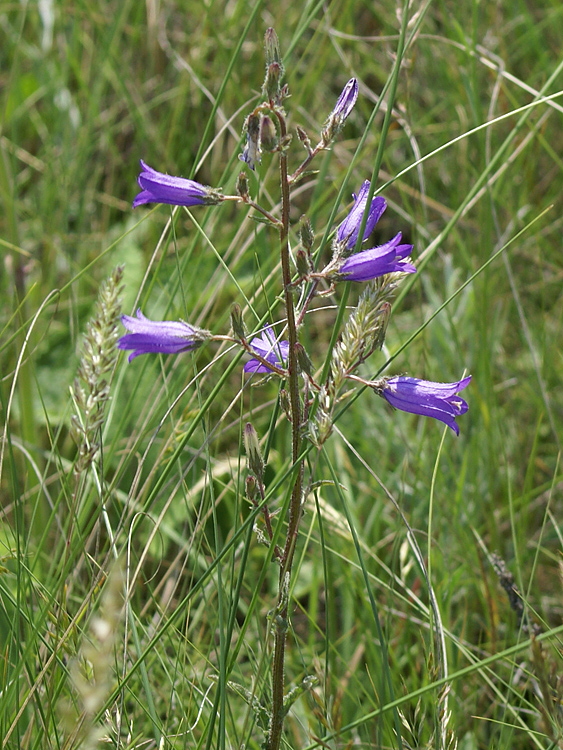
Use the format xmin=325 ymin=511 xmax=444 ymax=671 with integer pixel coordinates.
xmin=264 ymin=28 xmax=282 ymax=67
xmin=246 ymin=475 xmax=257 ymax=503
xmin=296 ymin=249 xmax=311 ymax=279
xmin=263 ymin=28 xmax=284 ymax=100
xmin=236 ymin=171 xmax=249 ymax=200
xmin=321 ymin=78 xmax=359 ymax=146
xmin=230 ymin=303 xmax=246 ymax=340
xmin=263 ymin=62 xmax=282 ymax=101
xmin=296 ymin=125 xmax=312 ymax=153
xmin=295 ymin=343 xmax=314 ymax=377
xmin=299 ymin=215 xmax=314 ymax=251
xmin=244 ymin=422 xmax=264 ymax=479
xmin=260 ymin=115 xmax=278 ymax=152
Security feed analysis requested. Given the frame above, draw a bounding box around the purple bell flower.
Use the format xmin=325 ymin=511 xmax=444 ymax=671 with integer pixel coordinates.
xmin=337 ymin=181 xmax=387 ymax=250
xmin=244 ymin=326 xmax=289 ymax=374
xmin=118 ymin=309 xmax=208 ymax=362
xmin=381 ymin=375 xmax=472 ymax=435
xmin=133 ymin=160 xmax=222 ymax=208
xmin=339 ymin=232 xmax=416 ymax=281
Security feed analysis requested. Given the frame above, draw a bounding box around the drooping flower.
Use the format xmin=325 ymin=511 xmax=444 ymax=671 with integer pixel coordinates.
xmin=380 ymin=375 xmax=471 ymax=435
xmin=244 ymin=326 xmax=289 ymax=374
xmin=339 ymin=233 xmax=416 ymax=281
xmin=322 ymin=78 xmax=359 ymax=142
xmin=132 ymin=160 xmax=223 ymax=208
xmin=118 ymin=309 xmax=209 ymax=361
xmin=337 ymin=181 xmax=387 ymax=250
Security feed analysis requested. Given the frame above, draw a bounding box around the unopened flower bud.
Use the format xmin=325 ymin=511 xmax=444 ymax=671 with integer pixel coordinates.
xmin=295 ymin=343 xmax=314 ymax=377
xmin=264 ymin=62 xmax=283 ymax=101
xmin=246 ymin=475 xmax=257 ymax=503
xmin=321 ymin=78 xmax=359 ymax=146
xmin=299 ymin=215 xmax=314 ymax=251
xmin=260 ymin=115 xmax=278 ymax=152
xmin=230 ymin=303 xmax=246 ymax=340
xmin=296 ymin=125 xmax=312 ymax=153
xmin=236 ymin=171 xmax=249 ymax=200
xmin=264 ymin=28 xmax=282 ymax=68
xmin=244 ymin=422 xmax=264 ymax=479
xmin=296 ymin=249 xmax=311 ymax=278
xmin=263 ymin=29 xmax=284 ymax=100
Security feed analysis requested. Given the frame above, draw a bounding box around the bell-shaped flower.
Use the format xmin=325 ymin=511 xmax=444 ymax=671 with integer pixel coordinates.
xmin=132 ymin=160 xmax=223 ymax=208
xmin=339 ymin=233 xmax=416 ymax=281
xmin=244 ymin=326 xmax=289 ymax=374
xmin=337 ymin=181 xmax=387 ymax=250
xmin=381 ymin=375 xmax=471 ymax=435
xmin=118 ymin=310 xmax=209 ymax=361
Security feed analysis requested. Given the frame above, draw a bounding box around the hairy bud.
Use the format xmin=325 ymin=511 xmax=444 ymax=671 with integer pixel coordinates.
xmin=260 ymin=115 xmax=278 ymax=152
xmin=236 ymin=171 xmax=249 ymax=200
xmin=230 ymin=303 xmax=246 ymax=340
xmin=299 ymin=215 xmax=314 ymax=251
xmin=244 ymin=422 xmax=264 ymax=480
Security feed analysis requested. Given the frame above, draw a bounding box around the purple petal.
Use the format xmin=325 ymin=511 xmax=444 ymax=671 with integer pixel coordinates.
xmin=382 ymin=376 xmax=471 ymax=434
xmin=133 ymin=160 xmax=209 ymax=208
xmin=244 ymin=326 xmax=289 ymax=373
xmin=340 ymin=234 xmax=416 ymax=281
xmin=118 ymin=309 xmax=206 ymax=362
xmin=337 ymin=181 xmax=387 ymax=248
xmin=331 ymin=78 xmax=359 ymax=121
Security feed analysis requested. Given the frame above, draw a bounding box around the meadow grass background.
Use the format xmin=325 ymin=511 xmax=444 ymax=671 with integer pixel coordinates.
xmin=1 ymin=0 xmax=563 ymax=748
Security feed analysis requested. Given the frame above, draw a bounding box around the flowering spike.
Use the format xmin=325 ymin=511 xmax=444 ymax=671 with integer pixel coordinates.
xmin=338 ymin=233 xmax=416 ymax=281
xmin=118 ymin=310 xmax=209 ymax=362
xmin=132 ymin=160 xmax=223 ymax=208
xmin=378 ymin=375 xmax=472 ymax=435
xmin=321 ymin=78 xmax=359 ymax=144
xmin=244 ymin=326 xmax=289 ymax=374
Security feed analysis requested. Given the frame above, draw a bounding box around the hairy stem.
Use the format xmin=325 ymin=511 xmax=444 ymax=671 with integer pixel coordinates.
xmin=267 ymin=109 xmax=305 ymax=750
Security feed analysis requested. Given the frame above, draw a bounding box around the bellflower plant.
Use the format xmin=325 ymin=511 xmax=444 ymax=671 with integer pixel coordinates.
xmin=119 ymin=29 xmax=472 ymax=750
xmin=132 ymin=160 xmax=224 ymax=208
xmin=118 ymin=310 xmax=209 ymax=361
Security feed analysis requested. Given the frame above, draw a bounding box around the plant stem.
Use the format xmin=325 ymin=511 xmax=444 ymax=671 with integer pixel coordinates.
xmin=267 ymin=109 xmax=305 ymax=750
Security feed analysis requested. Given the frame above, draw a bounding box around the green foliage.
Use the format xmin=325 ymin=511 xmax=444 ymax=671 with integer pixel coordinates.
xmin=2 ymin=1 xmax=563 ymax=749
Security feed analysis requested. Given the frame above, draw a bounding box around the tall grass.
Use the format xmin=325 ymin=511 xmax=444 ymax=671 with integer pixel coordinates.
xmin=1 ymin=1 xmax=563 ymax=749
